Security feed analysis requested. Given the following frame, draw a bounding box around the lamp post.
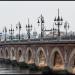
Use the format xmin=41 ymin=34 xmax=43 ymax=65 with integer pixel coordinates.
xmin=26 ymin=18 xmax=32 ymax=39
xmin=37 ymin=14 xmax=45 ymax=39
xmin=16 ymin=21 xmax=21 ymax=40
xmin=9 ymin=24 xmax=14 ymax=40
xmin=54 ymin=8 xmax=63 ymax=39
xmin=3 ymin=26 xmax=7 ymax=41
xmin=64 ymin=21 xmax=69 ymax=36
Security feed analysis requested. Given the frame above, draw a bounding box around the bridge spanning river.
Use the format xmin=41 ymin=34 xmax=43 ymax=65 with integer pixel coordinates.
xmin=0 ymin=8 xmax=75 ymax=74
xmin=0 ymin=39 xmax=74 ymax=74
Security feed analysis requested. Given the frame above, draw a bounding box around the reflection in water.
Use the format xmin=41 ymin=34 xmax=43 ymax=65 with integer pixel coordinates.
xmin=0 ymin=63 xmax=41 ymax=74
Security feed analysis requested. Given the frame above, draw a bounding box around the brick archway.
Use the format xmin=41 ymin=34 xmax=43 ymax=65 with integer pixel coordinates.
xmin=0 ymin=48 xmax=3 ymax=58
xmin=50 ymin=47 xmax=64 ymax=70
xmin=68 ymin=49 xmax=75 ymax=74
xmin=17 ymin=47 xmax=24 ymax=62
xmin=37 ymin=47 xmax=47 ymax=67
xmin=26 ymin=47 xmax=34 ymax=64
xmin=10 ymin=47 xmax=16 ymax=60
xmin=5 ymin=47 xmax=9 ymax=59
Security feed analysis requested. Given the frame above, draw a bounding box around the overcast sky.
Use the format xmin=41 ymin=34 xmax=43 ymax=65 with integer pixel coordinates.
xmin=0 ymin=1 xmax=75 ymax=35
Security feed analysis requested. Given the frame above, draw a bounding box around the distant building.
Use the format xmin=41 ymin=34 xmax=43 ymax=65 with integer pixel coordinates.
xmin=33 ymin=31 xmax=37 ymax=39
xmin=45 ymin=31 xmax=65 ymax=38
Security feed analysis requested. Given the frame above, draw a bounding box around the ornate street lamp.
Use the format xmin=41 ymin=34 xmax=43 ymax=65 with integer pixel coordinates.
xmin=54 ymin=8 xmax=63 ymax=38
xmin=9 ymin=24 xmax=14 ymax=40
xmin=37 ymin=14 xmax=45 ymax=39
xmin=3 ymin=26 xmax=7 ymax=41
xmin=26 ymin=18 xmax=32 ymax=39
xmin=16 ymin=21 xmax=22 ymax=40
xmin=64 ymin=21 xmax=69 ymax=36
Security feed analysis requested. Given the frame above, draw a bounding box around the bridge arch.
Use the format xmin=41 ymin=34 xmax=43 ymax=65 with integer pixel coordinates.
xmin=26 ymin=47 xmax=34 ymax=64
xmin=0 ymin=48 xmax=3 ymax=58
xmin=68 ymin=49 xmax=75 ymax=73
xmin=5 ymin=47 xmax=9 ymax=59
xmin=50 ymin=47 xmax=64 ymax=70
xmin=17 ymin=47 xmax=24 ymax=62
xmin=37 ymin=47 xmax=47 ymax=67
xmin=10 ymin=47 xmax=16 ymax=60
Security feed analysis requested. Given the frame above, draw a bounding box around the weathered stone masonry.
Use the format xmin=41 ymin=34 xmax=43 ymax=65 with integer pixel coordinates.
xmin=0 ymin=41 xmax=75 ymax=73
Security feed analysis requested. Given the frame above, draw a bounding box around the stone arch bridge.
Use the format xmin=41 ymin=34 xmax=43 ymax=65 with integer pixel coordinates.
xmin=0 ymin=40 xmax=75 ymax=73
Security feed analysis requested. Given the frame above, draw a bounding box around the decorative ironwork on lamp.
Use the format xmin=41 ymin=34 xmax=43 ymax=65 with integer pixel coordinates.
xmin=9 ymin=24 xmax=14 ymax=40
xmin=16 ymin=21 xmax=22 ymax=40
xmin=26 ymin=18 xmax=32 ymax=39
xmin=64 ymin=21 xmax=69 ymax=36
xmin=54 ymin=8 xmax=63 ymax=38
xmin=37 ymin=14 xmax=45 ymax=39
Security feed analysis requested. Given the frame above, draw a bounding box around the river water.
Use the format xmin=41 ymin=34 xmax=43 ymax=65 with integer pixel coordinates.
xmin=0 ymin=63 xmax=42 ymax=74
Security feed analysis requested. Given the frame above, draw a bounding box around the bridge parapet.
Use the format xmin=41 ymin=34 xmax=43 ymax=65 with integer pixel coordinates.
xmin=1 ymin=39 xmax=75 ymax=45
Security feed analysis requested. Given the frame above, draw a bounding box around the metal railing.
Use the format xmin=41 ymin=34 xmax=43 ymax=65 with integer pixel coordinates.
xmin=1 ymin=35 xmax=75 ymax=44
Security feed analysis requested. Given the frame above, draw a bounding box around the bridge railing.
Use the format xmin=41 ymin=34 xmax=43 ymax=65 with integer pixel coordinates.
xmin=1 ymin=35 xmax=75 ymax=43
